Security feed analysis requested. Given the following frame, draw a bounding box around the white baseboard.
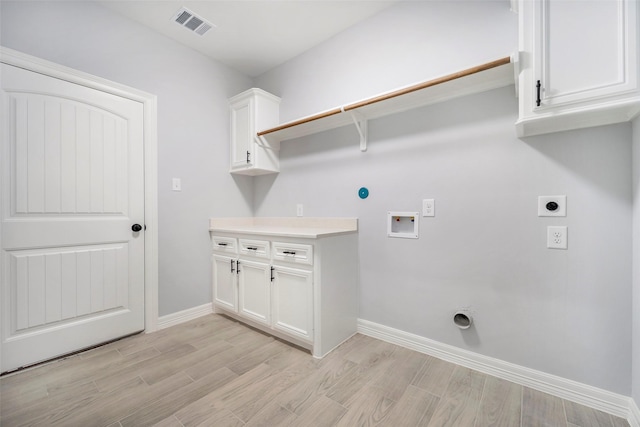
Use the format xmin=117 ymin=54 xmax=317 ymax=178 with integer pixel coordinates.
xmin=157 ymin=303 xmax=214 ymax=330
xmin=357 ymin=318 xmax=634 ymax=423
xmin=630 ymin=398 xmax=640 ymax=427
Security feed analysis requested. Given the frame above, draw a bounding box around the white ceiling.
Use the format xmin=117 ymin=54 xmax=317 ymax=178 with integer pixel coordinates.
xmin=99 ymin=1 xmax=398 ymax=77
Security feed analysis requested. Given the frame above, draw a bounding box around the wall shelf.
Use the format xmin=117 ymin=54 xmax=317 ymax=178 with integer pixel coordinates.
xmin=258 ymin=56 xmax=516 ymax=151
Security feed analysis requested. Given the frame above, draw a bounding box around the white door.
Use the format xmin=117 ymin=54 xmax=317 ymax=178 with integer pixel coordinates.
xmin=238 ymin=259 xmax=270 ymax=325
xmin=534 ymin=0 xmax=634 ymax=108
xmin=212 ymin=254 xmax=237 ymax=312
xmin=1 ymin=63 xmax=145 ymax=373
xmin=272 ymin=266 xmax=313 ymax=342
xmin=229 ymin=95 xmax=252 ymax=171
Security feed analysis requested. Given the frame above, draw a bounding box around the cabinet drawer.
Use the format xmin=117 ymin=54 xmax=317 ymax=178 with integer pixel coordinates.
xmin=272 ymin=242 xmax=313 ymax=265
xmin=212 ymin=236 xmax=237 ymax=254
xmin=239 ymin=239 xmax=270 ymax=259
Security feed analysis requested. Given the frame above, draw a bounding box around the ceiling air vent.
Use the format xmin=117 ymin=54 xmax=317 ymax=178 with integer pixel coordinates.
xmin=173 ymin=7 xmax=214 ymax=36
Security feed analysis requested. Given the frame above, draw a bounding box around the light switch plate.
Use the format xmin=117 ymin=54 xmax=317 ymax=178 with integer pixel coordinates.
xmin=172 ymin=178 xmax=181 ymax=191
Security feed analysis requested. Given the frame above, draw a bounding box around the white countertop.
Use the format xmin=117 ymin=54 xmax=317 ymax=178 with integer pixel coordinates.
xmin=209 ymin=217 xmax=358 ymax=238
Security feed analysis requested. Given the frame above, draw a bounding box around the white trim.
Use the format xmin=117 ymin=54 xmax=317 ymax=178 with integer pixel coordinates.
xmin=157 ymin=303 xmax=214 ymax=330
xmin=0 ymin=46 xmax=159 ymax=334
xmin=358 ymin=318 xmax=635 ymax=423
xmin=630 ymin=398 xmax=640 ymax=427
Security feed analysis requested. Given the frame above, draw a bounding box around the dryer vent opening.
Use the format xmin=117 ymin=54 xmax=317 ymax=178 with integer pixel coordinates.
xmin=453 ymin=311 xmax=473 ymax=329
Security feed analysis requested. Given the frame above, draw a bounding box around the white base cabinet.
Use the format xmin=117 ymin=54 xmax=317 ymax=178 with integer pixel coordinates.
xmin=271 ymin=265 xmax=314 ymax=342
xmin=211 ymin=230 xmax=358 ymax=358
xmin=212 ymin=254 xmax=237 ymax=312
xmin=237 ymin=259 xmax=271 ymax=326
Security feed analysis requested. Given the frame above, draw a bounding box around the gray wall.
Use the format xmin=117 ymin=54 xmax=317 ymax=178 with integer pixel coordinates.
xmin=633 ymin=116 xmax=640 ymax=407
xmin=0 ymin=1 xmax=254 ymax=316
xmin=254 ymin=1 xmax=633 ymax=394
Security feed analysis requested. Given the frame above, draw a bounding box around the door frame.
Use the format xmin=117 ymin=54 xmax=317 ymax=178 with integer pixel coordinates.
xmin=0 ymin=47 xmax=159 ymax=355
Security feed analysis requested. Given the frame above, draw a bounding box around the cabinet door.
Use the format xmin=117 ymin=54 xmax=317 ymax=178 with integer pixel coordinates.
xmin=212 ymin=254 xmax=237 ymax=312
xmin=230 ymin=96 xmax=253 ymax=171
xmin=533 ymin=0 xmax=636 ymax=108
xmin=272 ymin=266 xmax=313 ymax=342
xmin=238 ymin=259 xmax=271 ymax=326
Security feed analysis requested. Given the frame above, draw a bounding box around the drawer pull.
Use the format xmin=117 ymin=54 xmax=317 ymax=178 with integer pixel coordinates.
xmin=218 ymin=242 xmax=228 ymax=246
xmin=283 ymin=250 xmax=297 ymax=255
xmin=247 ymin=246 xmax=258 ymax=251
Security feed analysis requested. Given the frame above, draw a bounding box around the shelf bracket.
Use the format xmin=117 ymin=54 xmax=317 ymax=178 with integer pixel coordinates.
xmin=346 ymin=109 xmax=368 ymax=152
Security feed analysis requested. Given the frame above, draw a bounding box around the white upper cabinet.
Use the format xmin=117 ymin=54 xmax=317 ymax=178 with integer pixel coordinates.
xmin=229 ymin=88 xmax=281 ymax=175
xmin=516 ymin=0 xmax=640 ymax=137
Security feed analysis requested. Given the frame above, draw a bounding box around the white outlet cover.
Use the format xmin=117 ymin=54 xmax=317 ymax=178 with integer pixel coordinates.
xmin=538 ymin=195 xmax=566 ymax=217
xmin=422 ymin=199 xmax=435 ymax=217
xmin=547 ymin=226 xmax=568 ymax=249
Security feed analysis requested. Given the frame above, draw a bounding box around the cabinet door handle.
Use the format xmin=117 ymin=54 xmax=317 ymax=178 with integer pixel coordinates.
xmin=230 ymin=259 xmax=235 ymax=273
xmin=246 ymin=150 xmax=251 ymax=164
xmin=236 ymin=260 xmax=241 ymax=274
xmin=270 ymin=266 xmax=275 ymax=282
xmin=536 ymin=80 xmax=542 ymax=107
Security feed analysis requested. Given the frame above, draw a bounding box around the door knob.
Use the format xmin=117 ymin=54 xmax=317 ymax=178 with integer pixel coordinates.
xmin=132 ymin=224 xmax=143 ymax=232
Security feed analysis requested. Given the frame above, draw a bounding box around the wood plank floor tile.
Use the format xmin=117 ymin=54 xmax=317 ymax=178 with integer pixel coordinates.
xmin=193 ymin=409 xmax=245 ymax=427
xmin=427 ymin=366 xmax=486 ymax=427
xmin=222 ymin=359 xmax=317 ymax=422
xmin=521 ymin=387 xmax=568 ymax=427
xmin=564 ymin=399 xmax=614 ymax=427
xmin=1 ymin=376 xmax=100 ymax=425
xmin=1 ymin=314 xmax=629 ymax=427
xmin=383 ymin=384 xmax=441 ymax=426
xmin=226 ymin=339 xmax=291 ymax=375
xmin=411 ymin=355 xmax=457 ymax=397
xmin=369 ymin=346 xmax=429 ymax=401
xmin=324 ymin=340 xmax=397 ymax=406
xmin=174 ymin=363 xmax=278 ymax=427
xmin=243 ymin=401 xmax=298 ymax=427
xmin=52 ymin=372 xmax=194 ymax=427
xmin=36 ymin=376 xmax=148 ymax=426
xmin=333 ymin=384 xmax=396 ymax=427
xmin=119 ymin=368 xmax=238 ymax=427
xmin=476 ymin=376 xmax=522 ymax=427
xmin=277 ymin=356 xmax=356 ymax=415
xmin=289 ymin=395 xmax=347 ymax=427
xmin=93 ymin=343 xmax=196 ymax=392
xmin=141 ymin=339 xmax=233 ymax=385
xmin=150 ymin=415 xmax=184 ymax=427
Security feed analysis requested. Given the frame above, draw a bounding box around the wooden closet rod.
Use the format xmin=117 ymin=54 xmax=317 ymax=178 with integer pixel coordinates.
xmin=257 ymin=56 xmax=511 ymax=137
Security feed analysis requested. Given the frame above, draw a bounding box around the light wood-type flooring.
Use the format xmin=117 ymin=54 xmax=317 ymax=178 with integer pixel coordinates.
xmin=0 ymin=314 xmax=631 ymax=427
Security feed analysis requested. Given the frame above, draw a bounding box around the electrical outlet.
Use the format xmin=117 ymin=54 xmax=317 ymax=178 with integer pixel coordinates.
xmin=547 ymin=226 xmax=567 ymax=249
xmin=538 ymin=195 xmax=566 ymax=217
xmin=296 ymin=204 xmax=303 ymax=217
xmin=422 ymin=199 xmax=435 ymax=217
